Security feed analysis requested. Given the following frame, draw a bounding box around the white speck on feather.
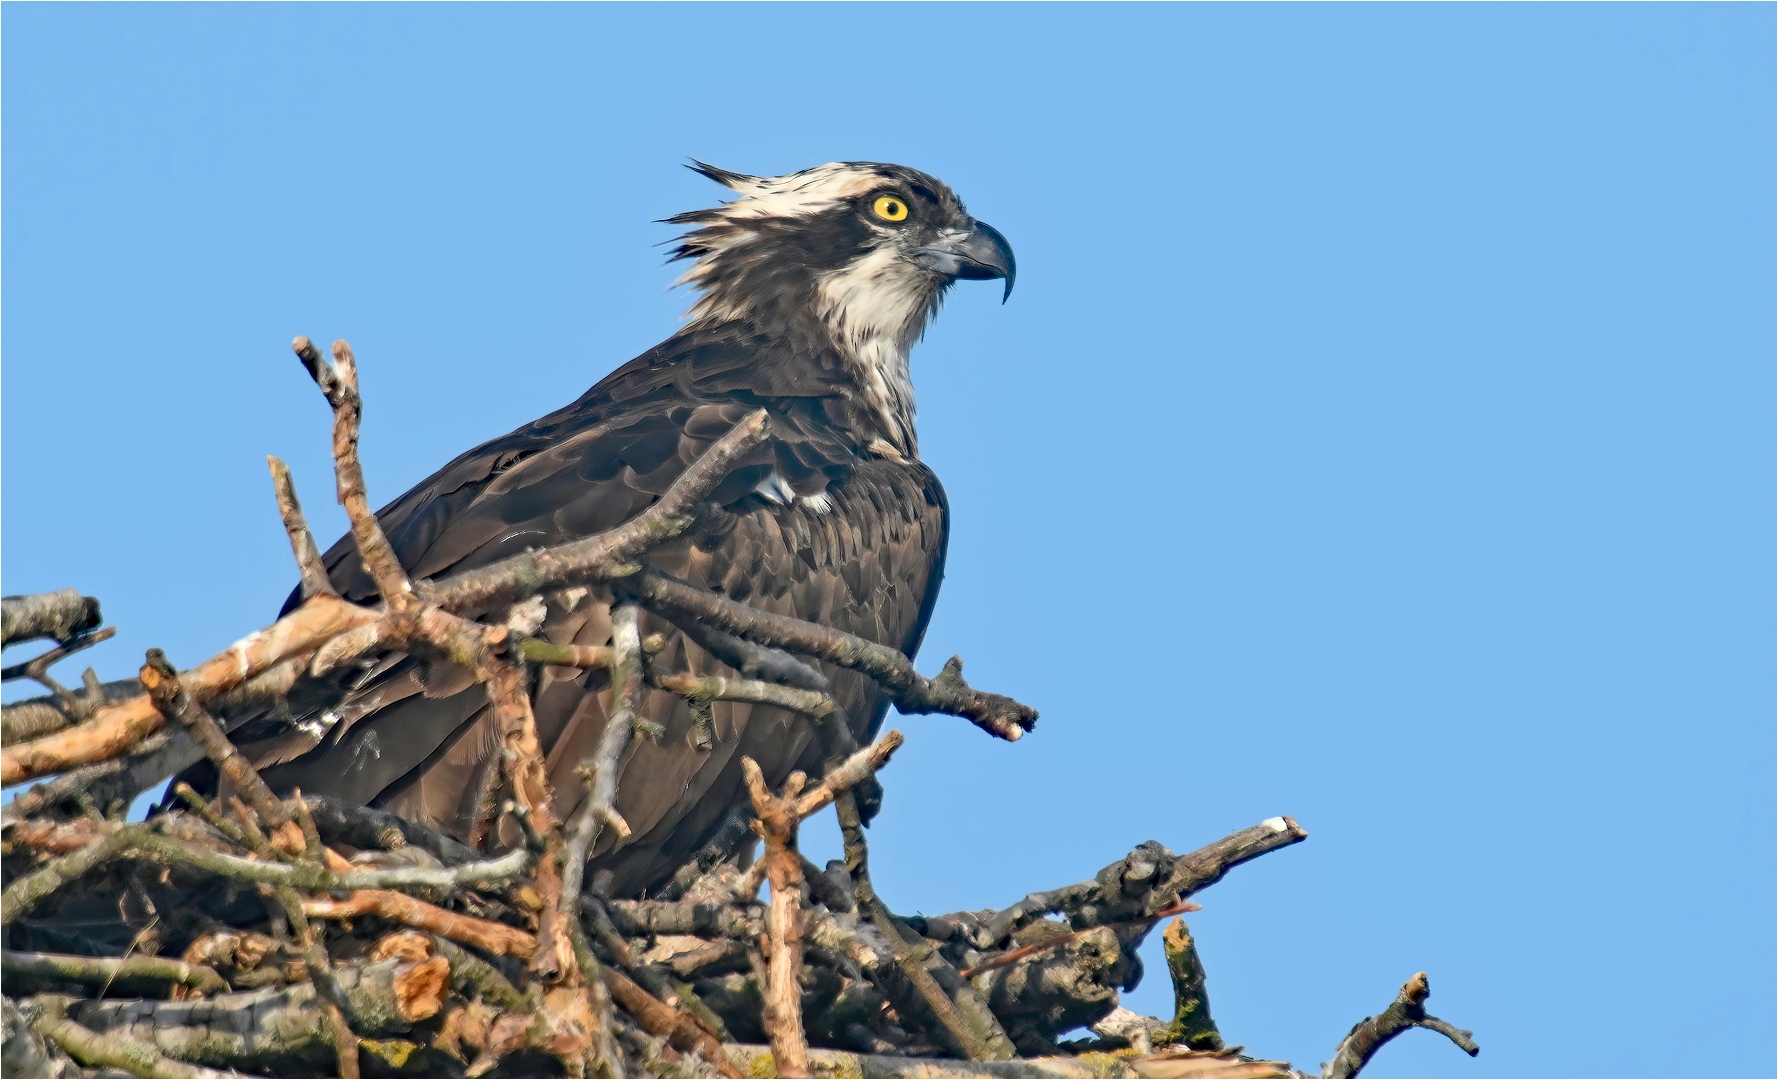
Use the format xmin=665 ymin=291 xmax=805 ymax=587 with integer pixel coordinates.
xmin=297 ymin=709 xmax=342 ymax=741
xmin=347 ymin=730 xmax=381 ymax=773
xmin=753 ymin=471 xmax=797 ymax=506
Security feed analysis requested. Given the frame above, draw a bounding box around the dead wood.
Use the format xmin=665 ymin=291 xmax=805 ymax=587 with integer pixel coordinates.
xmin=633 ymin=568 xmax=1037 ymax=742
xmin=0 ymin=334 xmax=1474 ymax=1079
xmin=1159 ymin=918 xmax=1224 ymax=1051
xmin=2 ymin=590 xmax=102 ymax=648
xmin=1322 ymin=972 xmax=1479 ymax=1078
xmin=2 ymin=950 xmax=229 ymax=998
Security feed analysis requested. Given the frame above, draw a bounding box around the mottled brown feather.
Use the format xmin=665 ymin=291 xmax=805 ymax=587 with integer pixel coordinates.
xmin=210 ymin=323 xmax=947 ymax=897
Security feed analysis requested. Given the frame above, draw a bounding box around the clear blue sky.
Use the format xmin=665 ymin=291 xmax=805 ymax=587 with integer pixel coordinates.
xmin=4 ymin=5 xmax=1771 ymax=1077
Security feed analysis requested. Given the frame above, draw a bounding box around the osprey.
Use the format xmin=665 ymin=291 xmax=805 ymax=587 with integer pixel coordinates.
xmin=206 ymin=162 xmax=1014 ymax=897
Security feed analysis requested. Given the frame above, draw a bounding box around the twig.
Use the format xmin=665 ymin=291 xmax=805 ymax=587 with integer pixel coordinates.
xmin=52 ymin=959 xmax=455 ymax=1071
xmin=141 ymin=648 xmax=292 ymax=833
xmin=631 ymin=568 xmax=1037 ymax=741
xmin=957 ymin=901 xmax=1201 ymax=980
xmin=306 ymin=890 xmax=538 ymax=959
xmin=1 ymin=626 xmax=117 ymax=685
xmin=978 ymin=818 xmax=1310 ymax=949
xmin=430 ymin=936 xmax=526 ymax=1011
xmin=2 ymin=589 xmax=102 ymax=647
xmin=3 ymin=950 xmax=229 ymax=997
xmin=741 ymin=763 xmax=813 ymax=1077
xmin=302 ymin=337 xmax=412 ymax=604
xmin=651 ymin=670 xmax=835 ymax=724
xmin=1322 ymin=972 xmax=1479 ymax=1078
xmin=301 ymin=792 xmax=480 ymax=867
xmin=835 ymin=785 xmax=1018 ymax=1062
xmin=2 ymin=822 xmax=147 ymax=924
xmin=267 ymin=455 xmax=336 ymax=600
xmin=127 ymin=830 xmax=532 ymax=891
xmin=0 ymin=594 xmax=376 ymax=784
xmin=578 ymin=603 xmax=646 ymax=845
xmin=0 ymin=729 xmax=189 ymax=826
xmin=31 ymin=996 xmax=241 ymax=1079
xmin=740 ymin=730 xmax=911 ymax=1075
xmin=603 ymin=966 xmax=744 ymax=1079
xmin=299 ymin=337 xmax=582 ymax=990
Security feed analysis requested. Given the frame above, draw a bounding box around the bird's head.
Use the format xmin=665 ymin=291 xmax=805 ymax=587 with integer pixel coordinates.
xmin=666 ymin=161 xmax=1015 ymax=352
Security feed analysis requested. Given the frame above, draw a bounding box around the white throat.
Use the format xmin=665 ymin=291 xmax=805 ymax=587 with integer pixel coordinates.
xmin=815 ymin=247 xmax=938 ymax=458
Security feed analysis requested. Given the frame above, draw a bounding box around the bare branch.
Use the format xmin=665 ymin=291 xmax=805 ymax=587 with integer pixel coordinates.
xmin=268 ymin=455 xmax=335 ymax=600
xmin=2 ymin=589 xmax=101 ymax=648
xmin=32 ymin=996 xmax=242 ymax=1079
xmin=305 ymin=891 xmax=539 ymax=960
xmin=3 ymin=951 xmax=228 ymax=998
xmin=1 ymin=594 xmax=375 ymax=785
xmin=1322 ymin=972 xmax=1479 ymax=1079
xmin=577 ymin=603 xmax=645 ymax=845
xmin=632 ymin=568 xmax=1037 ymax=741
xmin=141 ymin=648 xmax=291 ymax=832
xmin=978 ymin=818 xmax=1309 ymax=949
xmin=301 ymin=792 xmax=479 ymax=867
xmin=1 ymin=626 xmax=116 ymax=685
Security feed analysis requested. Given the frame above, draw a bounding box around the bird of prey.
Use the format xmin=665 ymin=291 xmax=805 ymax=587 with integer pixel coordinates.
xmin=200 ymin=162 xmax=1014 ymax=898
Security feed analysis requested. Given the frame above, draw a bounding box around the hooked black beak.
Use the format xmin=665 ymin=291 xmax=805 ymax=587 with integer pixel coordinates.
xmin=913 ymin=219 xmax=1017 ymax=302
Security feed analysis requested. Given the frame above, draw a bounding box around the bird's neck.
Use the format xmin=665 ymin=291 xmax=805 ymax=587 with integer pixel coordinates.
xmin=812 ymin=251 xmax=942 ymax=460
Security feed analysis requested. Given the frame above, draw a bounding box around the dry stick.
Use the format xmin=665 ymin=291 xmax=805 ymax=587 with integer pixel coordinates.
xmin=806 ymin=718 xmax=1018 ymax=1063
xmin=580 ymin=603 xmax=646 ymax=844
xmin=743 ymin=764 xmax=815 ymax=1078
xmin=2 ymin=822 xmax=147 ymax=924
xmin=300 ymin=339 xmax=603 ymax=1072
xmin=1 ymin=626 xmax=117 ymax=685
xmin=303 ymin=338 xmax=412 ymax=604
xmin=1 ymin=589 xmax=102 ymax=647
xmin=978 ymin=817 xmax=1312 ymax=949
xmin=1322 ymin=972 xmax=1479 ymax=1079
xmin=956 ymin=900 xmax=1202 ymax=980
xmin=84 ymin=828 xmax=533 ymax=893
xmin=139 ymin=629 xmax=360 ymax=1079
xmin=559 ymin=603 xmax=644 ymax=1077
xmin=140 ymin=650 xmax=291 ymax=834
xmin=298 ymin=337 xmax=581 ymax=985
xmin=1159 ymin=917 xmax=1225 ymax=1051
xmin=0 ymin=730 xmax=181 ymax=825
xmin=631 ymin=567 xmax=1037 ymax=742
xmin=604 ymin=966 xmax=745 ymax=1079
xmin=31 ymin=996 xmax=241 ymax=1080
xmin=651 ymin=671 xmax=835 ymax=723
xmin=306 ymin=891 xmax=539 ymax=959
xmin=834 ymin=791 xmax=1011 ymax=1062
xmin=2 ymin=950 xmax=229 ymax=997
xmin=0 ymin=594 xmax=375 ymax=784
xmin=301 ymin=792 xmax=479 ymax=867
xmin=267 ymin=455 xmax=336 ymax=600
xmin=737 ymin=733 xmax=907 ymax=1078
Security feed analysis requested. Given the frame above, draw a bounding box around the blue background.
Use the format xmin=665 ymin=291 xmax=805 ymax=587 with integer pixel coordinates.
xmin=4 ymin=5 xmax=1772 ymax=1076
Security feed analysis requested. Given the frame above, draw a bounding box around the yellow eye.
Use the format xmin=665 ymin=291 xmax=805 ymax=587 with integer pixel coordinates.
xmin=872 ymin=195 xmax=909 ymax=222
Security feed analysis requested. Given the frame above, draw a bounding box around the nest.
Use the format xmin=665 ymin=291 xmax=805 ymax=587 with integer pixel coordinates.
xmin=1 ymin=337 xmax=1478 ymax=1079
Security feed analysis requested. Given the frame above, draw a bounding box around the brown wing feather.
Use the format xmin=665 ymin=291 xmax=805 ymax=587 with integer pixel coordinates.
xmin=238 ymin=328 xmax=947 ymax=897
